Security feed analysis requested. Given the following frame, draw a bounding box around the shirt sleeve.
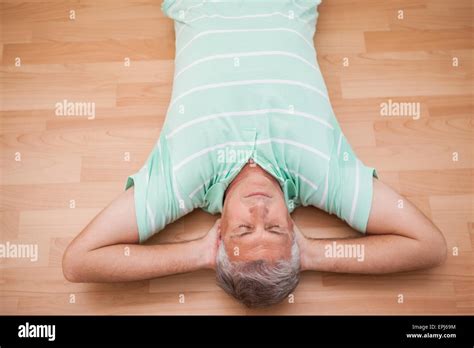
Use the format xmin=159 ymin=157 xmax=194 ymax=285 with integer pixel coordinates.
xmin=161 ymin=0 xmax=175 ymax=16
xmin=325 ymin=133 xmax=378 ymax=234
xmin=124 ymin=136 xmax=188 ymax=243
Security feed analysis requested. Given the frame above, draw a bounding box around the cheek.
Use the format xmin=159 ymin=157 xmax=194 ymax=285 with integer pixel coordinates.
xmin=225 ymin=241 xmax=240 ymax=260
xmin=275 ymin=200 xmax=290 ymax=216
xmin=223 ymin=195 xmax=245 ymax=218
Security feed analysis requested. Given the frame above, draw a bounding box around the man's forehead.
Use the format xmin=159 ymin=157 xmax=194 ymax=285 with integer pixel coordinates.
xmin=226 ymin=238 xmax=291 ymax=261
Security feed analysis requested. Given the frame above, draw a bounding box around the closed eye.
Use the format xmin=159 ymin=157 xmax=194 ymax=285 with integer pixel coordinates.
xmin=238 ymin=232 xmax=252 ymax=237
xmin=232 ymin=225 xmax=284 ymax=237
xmin=267 ymin=225 xmax=283 ymax=234
xmin=232 ymin=225 xmax=252 ymax=238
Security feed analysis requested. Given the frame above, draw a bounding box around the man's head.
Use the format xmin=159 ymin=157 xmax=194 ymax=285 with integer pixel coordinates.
xmin=216 ymin=162 xmax=300 ymax=308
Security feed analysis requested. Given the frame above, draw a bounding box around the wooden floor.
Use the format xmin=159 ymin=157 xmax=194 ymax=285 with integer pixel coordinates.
xmin=0 ymin=0 xmax=472 ymax=315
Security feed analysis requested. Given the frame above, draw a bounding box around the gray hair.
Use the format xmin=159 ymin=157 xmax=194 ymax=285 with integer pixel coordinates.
xmin=215 ymin=236 xmax=300 ymax=308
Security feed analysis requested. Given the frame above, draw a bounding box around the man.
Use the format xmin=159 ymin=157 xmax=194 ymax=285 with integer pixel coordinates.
xmin=63 ymin=0 xmax=447 ymax=308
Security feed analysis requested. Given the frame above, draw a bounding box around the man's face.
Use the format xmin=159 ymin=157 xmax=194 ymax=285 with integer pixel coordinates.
xmin=221 ymin=163 xmax=294 ymax=262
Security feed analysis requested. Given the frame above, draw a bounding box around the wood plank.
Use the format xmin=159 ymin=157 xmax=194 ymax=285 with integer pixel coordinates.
xmin=0 ymin=0 xmax=472 ymax=315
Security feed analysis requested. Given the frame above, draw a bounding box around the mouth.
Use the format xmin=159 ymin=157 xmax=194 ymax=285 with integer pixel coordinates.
xmin=244 ymin=192 xmax=272 ymax=198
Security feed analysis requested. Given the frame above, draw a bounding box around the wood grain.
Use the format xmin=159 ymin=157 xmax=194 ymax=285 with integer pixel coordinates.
xmin=0 ymin=0 xmax=472 ymax=315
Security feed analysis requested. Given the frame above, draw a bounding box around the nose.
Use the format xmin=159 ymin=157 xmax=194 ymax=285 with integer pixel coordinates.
xmin=249 ymin=199 xmax=268 ymax=218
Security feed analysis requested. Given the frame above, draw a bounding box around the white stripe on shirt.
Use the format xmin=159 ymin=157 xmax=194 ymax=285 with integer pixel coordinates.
xmin=337 ymin=133 xmax=343 ymax=156
xmin=168 ymin=79 xmax=329 ymax=109
xmin=174 ymin=50 xmax=319 ymax=80
xmin=173 ymin=141 xmax=256 ymax=172
xmin=174 ymin=138 xmax=329 ymax=172
xmin=176 ymin=12 xmax=311 ymax=38
xmin=289 ymin=169 xmax=318 ymax=191
xmin=176 ymin=28 xmax=314 ymax=58
xmin=256 ymin=138 xmax=330 ymax=161
xmin=166 ymin=108 xmax=332 ymax=140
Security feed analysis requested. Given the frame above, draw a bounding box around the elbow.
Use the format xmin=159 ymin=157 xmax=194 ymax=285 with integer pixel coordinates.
xmin=422 ymin=232 xmax=448 ymax=269
xmin=62 ymin=246 xmax=84 ymax=283
xmin=433 ymin=237 xmax=448 ymax=267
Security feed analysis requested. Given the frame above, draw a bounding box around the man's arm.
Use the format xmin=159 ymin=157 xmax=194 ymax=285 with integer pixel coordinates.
xmin=297 ymin=179 xmax=447 ymax=273
xmin=62 ymin=188 xmax=220 ymax=283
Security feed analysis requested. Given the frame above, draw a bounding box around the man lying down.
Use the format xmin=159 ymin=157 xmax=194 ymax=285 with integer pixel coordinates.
xmin=63 ymin=0 xmax=447 ymax=308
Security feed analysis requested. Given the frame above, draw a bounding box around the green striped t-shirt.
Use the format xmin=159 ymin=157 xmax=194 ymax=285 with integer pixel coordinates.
xmin=126 ymin=0 xmax=378 ymax=243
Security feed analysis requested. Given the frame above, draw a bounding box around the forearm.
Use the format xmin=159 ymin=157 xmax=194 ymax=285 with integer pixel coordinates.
xmin=300 ymin=234 xmax=440 ymax=274
xmin=64 ymin=239 xmax=209 ymax=283
xmin=299 ymin=178 xmax=447 ymax=274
